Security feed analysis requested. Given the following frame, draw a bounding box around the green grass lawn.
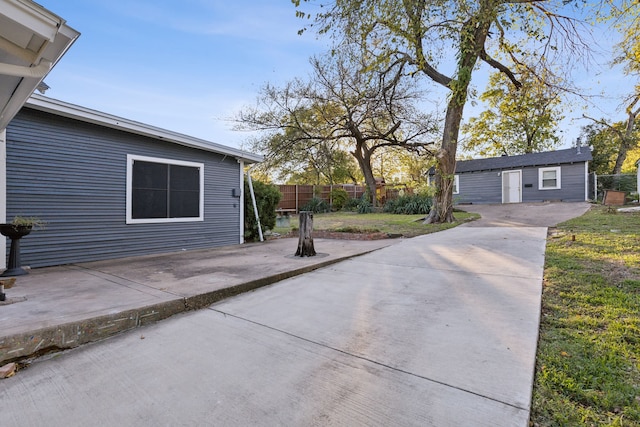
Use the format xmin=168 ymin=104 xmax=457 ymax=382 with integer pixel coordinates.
xmin=531 ymin=206 xmax=640 ymax=426
xmin=272 ymin=210 xmax=479 ymax=238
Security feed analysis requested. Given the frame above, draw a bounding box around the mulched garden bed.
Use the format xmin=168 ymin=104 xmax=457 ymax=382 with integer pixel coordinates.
xmin=283 ymin=230 xmax=402 ymax=240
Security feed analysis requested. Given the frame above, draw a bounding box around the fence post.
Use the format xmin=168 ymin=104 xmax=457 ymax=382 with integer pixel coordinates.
xmin=330 ymin=184 xmax=333 ymax=208
xmin=295 ymin=184 xmax=299 ymax=213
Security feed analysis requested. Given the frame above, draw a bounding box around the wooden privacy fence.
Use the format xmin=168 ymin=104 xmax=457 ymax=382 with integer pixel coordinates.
xmin=277 ymin=184 xmax=365 ymax=213
xmin=276 ymin=184 xmax=413 ymax=213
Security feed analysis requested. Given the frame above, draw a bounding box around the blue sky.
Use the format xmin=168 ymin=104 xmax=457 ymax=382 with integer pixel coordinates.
xmin=36 ymin=0 xmax=329 ymax=149
xmin=36 ymin=1 xmax=628 ymax=152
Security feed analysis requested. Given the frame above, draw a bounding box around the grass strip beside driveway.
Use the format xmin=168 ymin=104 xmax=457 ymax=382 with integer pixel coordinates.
xmin=273 ymin=211 xmax=479 ymax=238
xmin=531 ymin=206 xmax=640 ymax=426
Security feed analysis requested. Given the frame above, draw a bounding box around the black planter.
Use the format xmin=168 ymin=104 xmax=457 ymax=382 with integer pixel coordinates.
xmin=0 ymin=224 xmax=32 ymax=277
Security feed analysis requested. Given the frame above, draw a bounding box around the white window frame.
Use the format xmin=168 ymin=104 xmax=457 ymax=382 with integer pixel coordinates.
xmin=452 ymin=174 xmax=460 ymax=194
xmin=538 ymin=166 xmax=561 ymax=190
xmin=126 ymin=154 xmax=204 ymax=224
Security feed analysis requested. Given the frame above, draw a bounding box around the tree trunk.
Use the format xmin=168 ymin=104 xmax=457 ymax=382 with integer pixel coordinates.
xmin=351 ymin=142 xmax=377 ymax=207
xmin=424 ymin=11 xmax=493 ymax=224
xmin=424 ymin=102 xmax=460 ymax=224
xmin=612 ymin=107 xmax=637 ymax=174
xmin=295 ymin=211 xmax=316 ymax=257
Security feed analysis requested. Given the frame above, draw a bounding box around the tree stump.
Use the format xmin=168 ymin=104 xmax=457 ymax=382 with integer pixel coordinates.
xmin=295 ymin=211 xmax=316 ymax=257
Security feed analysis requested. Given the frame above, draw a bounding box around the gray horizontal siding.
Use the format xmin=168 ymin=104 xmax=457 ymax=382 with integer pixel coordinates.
xmin=5 ymin=108 xmax=242 ymax=268
xmin=456 ymin=171 xmax=502 ymax=204
xmin=522 ymin=163 xmax=586 ymax=202
xmin=456 ymin=163 xmax=587 ymax=204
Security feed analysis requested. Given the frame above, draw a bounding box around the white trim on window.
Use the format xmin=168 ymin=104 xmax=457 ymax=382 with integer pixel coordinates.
xmin=538 ymin=166 xmax=561 ymax=190
xmin=452 ymin=175 xmax=460 ymax=194
xmin=126 ymin=154 xmax=204 ymax=224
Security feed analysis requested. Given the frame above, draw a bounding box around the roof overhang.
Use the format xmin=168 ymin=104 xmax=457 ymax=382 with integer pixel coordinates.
xmin=25 ymin=94 xmax=264 ymax=164
xmin=0 ymin=0 xmax=79 ymax=130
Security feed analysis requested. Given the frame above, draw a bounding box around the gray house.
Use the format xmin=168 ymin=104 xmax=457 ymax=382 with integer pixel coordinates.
xmin=430 ymin=147 xmax=592 ymax=205
xmin=4 ymin=95 xmax=262 ymax=268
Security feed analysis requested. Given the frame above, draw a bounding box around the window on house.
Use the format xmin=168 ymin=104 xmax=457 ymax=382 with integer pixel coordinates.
xmin=453 ymin=175 xmax=460 ymax=194
xmin=127 ymin=155 xmax=204 ymax=223
xmin=538 ymin=166 xmax=561 ymax=190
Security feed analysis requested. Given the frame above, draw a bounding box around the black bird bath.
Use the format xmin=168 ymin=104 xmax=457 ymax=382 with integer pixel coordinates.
xmin=0 ymin=224 xmax=32 ymax=277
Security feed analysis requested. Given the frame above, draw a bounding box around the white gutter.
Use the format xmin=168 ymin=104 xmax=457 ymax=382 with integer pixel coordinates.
xmin=26 ymin=95 xmax=264 ymax=164
xmin=0 ymin=60 xmax=50 ymax=78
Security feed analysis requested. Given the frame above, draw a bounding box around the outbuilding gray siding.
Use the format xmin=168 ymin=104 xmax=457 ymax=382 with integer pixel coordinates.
xmin=456 ymin=162 xmax=587 ymax=205
xmin=6 ymin=108 xmax=243 ymax=268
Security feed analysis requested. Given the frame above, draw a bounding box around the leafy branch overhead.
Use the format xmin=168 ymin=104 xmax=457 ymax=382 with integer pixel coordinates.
xmin=463 ymin=64 xmax=565 ymax=157
xmin=582 ymin=0 xmax=640 ymax=175
xmin=295 ymin=0 xmax=592 ymax=223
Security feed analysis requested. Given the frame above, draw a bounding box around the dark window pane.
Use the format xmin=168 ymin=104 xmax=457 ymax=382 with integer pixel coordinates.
xmin=170 ymin=165 xmax=200 ymax=191
xmin=131 ymin=160 xmax=201 ymax=220
xmin=133 ymin=161 xmax=168 ymax=190
xmin=132 ymin=189 xmax=168 ymax=218
xmin=170 ymin=190 xmax=200 ymax=217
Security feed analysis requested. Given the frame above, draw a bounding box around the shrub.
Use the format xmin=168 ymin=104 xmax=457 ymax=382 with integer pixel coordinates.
xmin=343 ymin=197 xmax=360 ymax=211
xmin=357 ymin=196 xmax=372 ymax=214
xmin=330 ymin=188 xmax=350 ymax=211
xmin=301 ymin=197 xmax=329 ymax=213
xmin=384 ymin=194 xmax=432 ymax=215
xmin=244 ymin=179 xmax=281 ymax=241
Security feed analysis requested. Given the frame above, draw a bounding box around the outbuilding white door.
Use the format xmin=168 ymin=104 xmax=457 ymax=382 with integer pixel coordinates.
xmin=502 ymin=170 xmax=522 ymax=203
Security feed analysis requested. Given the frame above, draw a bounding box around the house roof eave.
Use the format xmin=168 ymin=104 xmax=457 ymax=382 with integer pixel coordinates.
xmin=0 ymin=0 xmax=79 ymax=130
xmin=25 ymin=94 xmax=263 ymax=164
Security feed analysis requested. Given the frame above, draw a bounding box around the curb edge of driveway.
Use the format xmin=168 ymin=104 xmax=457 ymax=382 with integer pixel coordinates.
xmin=0 ymin=248 xmax=382 ymax=366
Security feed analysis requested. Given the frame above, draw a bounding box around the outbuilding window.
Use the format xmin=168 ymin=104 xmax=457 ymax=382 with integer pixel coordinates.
xmin=538 ymin=166 xmax=561 ymax=190
xmin=126 ymin=155 xmax=204 ymax=224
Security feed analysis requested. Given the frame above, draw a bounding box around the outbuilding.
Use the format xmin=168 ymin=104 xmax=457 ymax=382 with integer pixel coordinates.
xmin=430 ymin=147 xmax=592 ymax=205
xmin=4 ymin=95 xmax=262 ymax=268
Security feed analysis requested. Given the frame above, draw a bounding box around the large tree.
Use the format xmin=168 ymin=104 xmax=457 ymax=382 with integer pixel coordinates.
xmin=296 ymin=0 xmax=588 ymax=223
xmin=463 ymin=65 xmax=564 ymax=156
xmin=236 ymin=50 xmax=439 ymax=206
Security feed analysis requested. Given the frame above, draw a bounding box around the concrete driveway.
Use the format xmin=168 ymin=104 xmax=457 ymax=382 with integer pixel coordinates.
xmin=459 ymin=202 xmax=591 ymax=227
xmin=0 ymin=202 xmax=592 ymax=426
xmin=1 ymin=226 xmax=547 ymax=426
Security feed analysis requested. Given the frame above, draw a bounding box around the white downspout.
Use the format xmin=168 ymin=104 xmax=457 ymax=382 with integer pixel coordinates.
xmin=246 ymin=164 xmax=264 ymax=242
xmin=585 ymin=161 xmax=589 ymax=201
xmin=239 ymin=159 xmax=245 ymax=244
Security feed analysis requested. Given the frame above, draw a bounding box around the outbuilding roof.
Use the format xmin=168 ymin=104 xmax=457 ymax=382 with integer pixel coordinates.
xmin=24 ymin=94 xmax=263 ymax=164
xmin=454 ymin=147 xmax=592 ymax=174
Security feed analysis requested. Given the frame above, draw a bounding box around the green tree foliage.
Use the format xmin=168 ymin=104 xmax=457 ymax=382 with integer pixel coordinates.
xmin=463 ymin=66 xmax=564 ymax=156
xmin=295 ymin=0 xmax=590 ymax=223
xmin=285 ymin=145 xmax=361 ymax=185
xmin=581 ymin=120 xmax=640 ymax=174
xmin=246 ymin=114 xmax=361 ymax=185
xmin=244 ymin=179 xmax=281 ymax=241
xmin=585 ymin=1 xmax=640 ymax=174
